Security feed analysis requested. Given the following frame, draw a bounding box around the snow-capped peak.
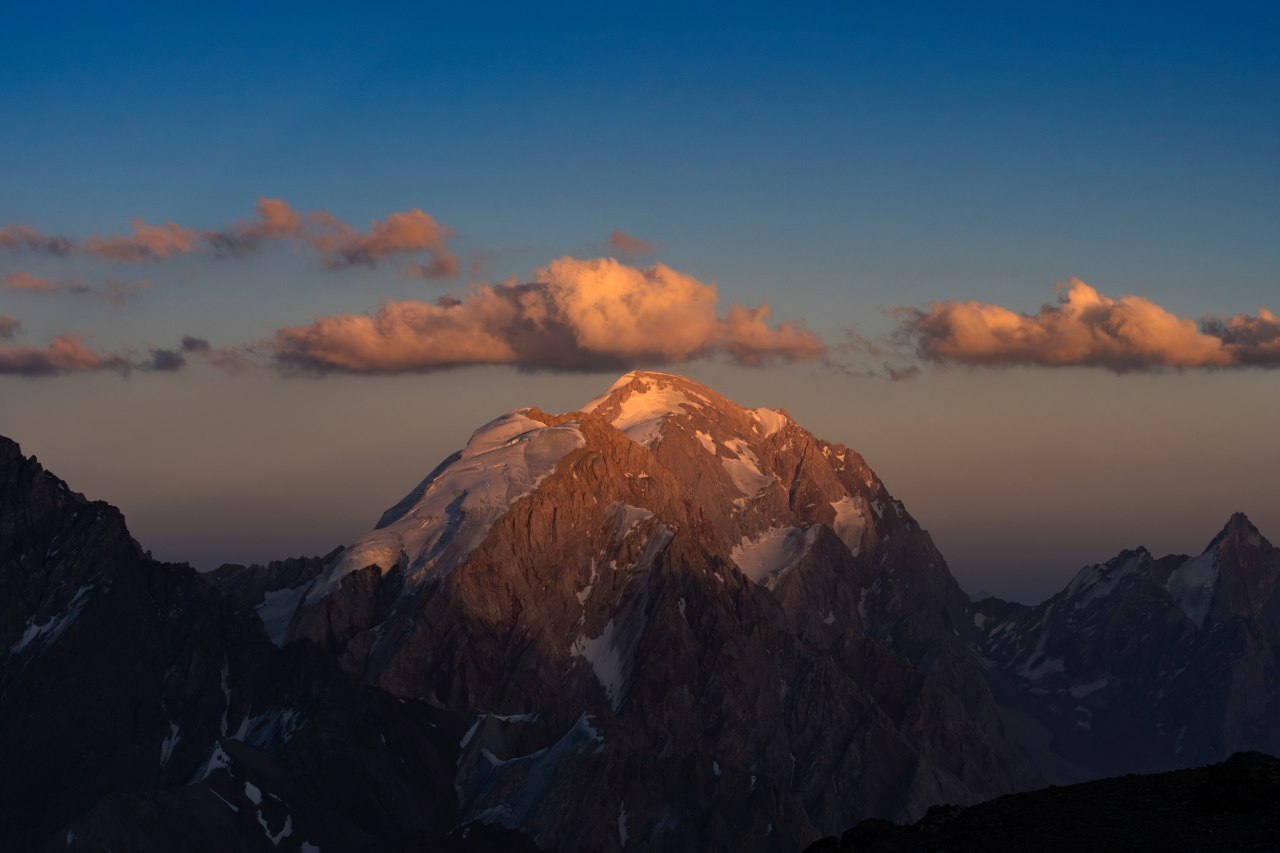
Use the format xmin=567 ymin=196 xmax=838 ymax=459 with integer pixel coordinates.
xmin=581 ymin=371 xmax=718 ymax=447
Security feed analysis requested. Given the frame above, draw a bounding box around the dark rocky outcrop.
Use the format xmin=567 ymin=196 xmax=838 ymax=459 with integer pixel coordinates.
xmin=804 ymin=751 xmax=1280 ymax=853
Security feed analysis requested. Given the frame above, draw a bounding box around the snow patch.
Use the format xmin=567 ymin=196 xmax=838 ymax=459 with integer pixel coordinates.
xmin=576 ymin=559 xmax=599 ymax=606
xmin=720 ymin=439 xmax=773 ymax=495
xmin=694 ymin=430 xmax=717 ymax=455
xmin=190 ymin=743 xmax=233 ymax=783
xmin=159 ymin=722 xmax=181 ymax=768
xmin=1067 ymin=553 xmax=1144 ymax=607
xmin=588 ymin=374 xmax=709 ymax=446
xmin=829 ymin=496 xmax=866 ymax=555
xmin=731 ymin=526 xmax=813 ymax=585
xmin=1167 ymin=549 xmax=1218 ymax=627
xmin=11 ymin=583 xmax=93 ymax=655
xmin=306 ymin=412 xmax=585 ymax=603
xmin=458 ymin=713 xmax=604 ymax=832
xmin=750 ymin=408 xmax=788 ymax=437
xmin=255 ymin=585 xmax=308 ymax=646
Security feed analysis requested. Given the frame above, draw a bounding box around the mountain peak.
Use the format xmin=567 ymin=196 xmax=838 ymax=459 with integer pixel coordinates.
xmin=580 ymin=371 xmax=790 ymax=447
xmin=1208 ymin=512 xmax=1264 ymax=551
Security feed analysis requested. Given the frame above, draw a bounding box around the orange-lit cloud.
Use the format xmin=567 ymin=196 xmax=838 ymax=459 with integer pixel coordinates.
xmin=0 ymin=315 xmax=19 ymax=339
xmin=273 ymin=257 xmax=826 ymax=373
xmin=606 ymin=229 xmax=656 ymax=259
xmin=83 ymin=219 xmax=201 ymax=262
xmin=1 ymin=199 xmax=460 ymax=276
xmin=896 ymin=280 xmax=1280 ymax=372
xmin=309 ymin=208 xmax=458 ymax=274
xmin=0 ymin=334 xmax=130 ymax=376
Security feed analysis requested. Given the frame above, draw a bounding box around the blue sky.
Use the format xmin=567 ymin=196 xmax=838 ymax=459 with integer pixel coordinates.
xmin=2 ymin=2 xmax=1277 ymax=601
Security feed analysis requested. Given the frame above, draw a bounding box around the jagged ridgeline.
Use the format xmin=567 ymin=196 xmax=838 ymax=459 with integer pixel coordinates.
xmin=2 ymin=371 xmax=1277 ymax=852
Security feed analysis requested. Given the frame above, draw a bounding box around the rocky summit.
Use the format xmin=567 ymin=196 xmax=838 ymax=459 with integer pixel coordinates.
xmin=2 ymin=371 xmax=1278 ymax=851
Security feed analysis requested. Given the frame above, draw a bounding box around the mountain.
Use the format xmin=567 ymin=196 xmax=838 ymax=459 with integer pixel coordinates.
xmin=284 ymin=371 xmax=1035 ymax=850
xmin=805 ymin=750 xmax=1280 ymax=853
xmin=7 ymin=370 xmax=1276 ymax=851
xmin=0 ymin=436 xmax=537 ymax=851
xmin=973 ymin=512 xmax=1280 ymax=782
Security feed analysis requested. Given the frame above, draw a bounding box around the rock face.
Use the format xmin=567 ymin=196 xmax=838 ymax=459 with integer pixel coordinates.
xmin=0 ymin=436 xmax=534 ymax=851
xmin=973 ymin=513 xmax=1280 ymax=783
xmin=286 ymin=371 xmax=1036 ymax=851
xmin=805 ymin=750 xmax=1280 ymax=853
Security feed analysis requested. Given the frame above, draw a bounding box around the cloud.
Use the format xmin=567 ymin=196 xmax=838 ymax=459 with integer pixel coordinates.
xmin=0 ymin=335 xmax=130 ymax=377
xmin=180 ymin=335 xmax=254 ymax=374
xmin=144 ymin=348 xmax=186 ymax=372
xmin=83 ymin=219 xmax=201 ymax=262
xmin=0 ymin=225 xmax=73 ymax=255
xmin=895 ymin=279 xmax=1280 ymax=372
xmin=309 ymin=208 xmax=458 ymax=274
xmin=1 ymin=199 xmax=460 ymax=276
xmin=3 ymin=271 xmax=61 ymax=292
xmin=606 ymin=229 xmax=656 ymax=259
xmin=2 ymin=270 xmax=148 ymax=304
xmin=272 ymin=256 xmax=826 ymax=373
xmin=0 ymin=315 xmax=19 ymax=339
xmin=885 ymin=364 xmax=921 ymax=381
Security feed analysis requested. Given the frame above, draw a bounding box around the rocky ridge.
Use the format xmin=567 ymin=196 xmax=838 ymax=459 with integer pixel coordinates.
xmin=973 ymin=512 xmax=1280 ymax=782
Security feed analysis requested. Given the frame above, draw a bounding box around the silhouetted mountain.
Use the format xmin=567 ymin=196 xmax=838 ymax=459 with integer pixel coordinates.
xmin=803 ymin=750 xmax=1280 ymax=853
xmin=0 ymin=436 xmax=537 ymax=851
xmin=973 ymin=513 xmax=1280 ymax=782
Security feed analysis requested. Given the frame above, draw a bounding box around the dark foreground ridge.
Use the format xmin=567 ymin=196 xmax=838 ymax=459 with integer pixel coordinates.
xmin=804 ymin=751 xmax=1280 ymax=853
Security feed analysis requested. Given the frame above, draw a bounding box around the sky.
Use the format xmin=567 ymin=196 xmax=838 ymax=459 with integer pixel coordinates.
xmin=2 ymin=2 xmax=1277 ymax=602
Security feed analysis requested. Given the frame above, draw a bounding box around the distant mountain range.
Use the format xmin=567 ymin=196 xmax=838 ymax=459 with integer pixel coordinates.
xmin=2 ymin=371 xmax=1276 ymax=851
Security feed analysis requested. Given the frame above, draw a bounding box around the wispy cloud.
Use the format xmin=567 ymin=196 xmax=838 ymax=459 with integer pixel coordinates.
xmin=3 ymin=271 xmax=63 ymax=292
xmin=606 ymin=229 xmax=656 ymax=259
xmin=3 ymin=270 xmax=149 ymax=305
xmin=0 ymin=315 xmax=20 ymax=339
xmin=0 ymin=225 xmax=73 ymax=256
xmin=0 ymin=198 xmax=460 ymax=277
xmin=179 ymin=335 xmax=254 ymax=374
xmin=894 ymin=280 xmax=1280 ymax=372
xmin=271 ymin=256 xmax=825 ymax=374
